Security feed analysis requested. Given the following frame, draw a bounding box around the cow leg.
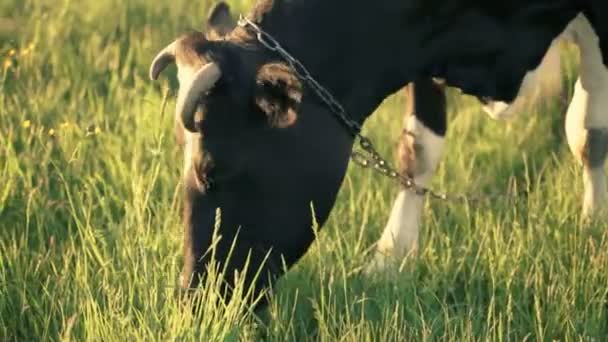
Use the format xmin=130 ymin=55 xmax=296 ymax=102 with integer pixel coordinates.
xmin=368 ymin=79 xmax=447 ymax=271
xmin=564 ymin=14 xmax=608 ymax=219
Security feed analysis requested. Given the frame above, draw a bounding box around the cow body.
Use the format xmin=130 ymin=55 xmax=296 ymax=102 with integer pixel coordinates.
xmin=151 ymin=1 xmax=608 ymax=310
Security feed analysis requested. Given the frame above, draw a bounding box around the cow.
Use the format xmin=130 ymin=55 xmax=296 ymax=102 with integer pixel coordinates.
xmin=150 ymin=0 xmax=608 ymax=310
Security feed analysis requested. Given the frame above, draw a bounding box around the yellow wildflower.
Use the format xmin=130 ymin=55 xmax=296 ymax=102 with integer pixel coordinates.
xmin=20 ymin=43 xmax=34 ymax=57
xmin=22 ymin=120 xmax=31 ymax=129
xmin=3 ymin=59 xmax=12 ymax=70
xmin=60 ymin=122 xmax=70 ymax=129
xmin=48 ymin=128 xmax=56 ymax=137
xmin=7 ymin=49 xmax=16 ymax=57
xmin=94 ymin=126 xmax=102 ymax=134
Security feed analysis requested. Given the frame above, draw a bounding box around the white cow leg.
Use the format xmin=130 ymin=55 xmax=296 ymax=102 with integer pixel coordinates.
xmin=368 ymin=80 xmax=446 ymax=272
xmin=564 ymin=14 xmax=608 ymax=219
xmin=566 ymin=75 xmax=608 ymax=218
xmin=565 ymin=78 xmax=608 ymax=218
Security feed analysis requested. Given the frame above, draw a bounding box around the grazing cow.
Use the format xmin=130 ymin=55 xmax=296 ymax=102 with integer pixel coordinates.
xmin=150 ymin=0 xmax=608 ymax=309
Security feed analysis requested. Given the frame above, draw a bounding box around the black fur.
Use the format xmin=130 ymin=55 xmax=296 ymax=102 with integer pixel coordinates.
xmin=406 ymin=79 xmax=447 ymax=136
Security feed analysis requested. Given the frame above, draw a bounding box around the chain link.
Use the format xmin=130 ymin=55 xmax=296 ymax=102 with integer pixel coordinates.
xmin=237 ymin=15 xmax=517 ymax=204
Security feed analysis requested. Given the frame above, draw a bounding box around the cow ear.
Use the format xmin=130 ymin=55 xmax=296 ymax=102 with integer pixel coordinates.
xmin=206 ymin=2 xmax=236 ymax=38
xmin=254 ymin=63 xmax=303 ymax=128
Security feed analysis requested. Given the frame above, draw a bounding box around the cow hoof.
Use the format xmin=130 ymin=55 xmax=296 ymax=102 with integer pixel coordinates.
xmin=362 ymin=249 xmax=417 ymax=276
xmin=581 ymin=206 xmax=608 ymax=227
xmin=362 ymin=256 xmax=396 ymax=276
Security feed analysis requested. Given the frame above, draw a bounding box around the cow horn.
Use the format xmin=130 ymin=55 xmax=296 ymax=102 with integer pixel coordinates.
xmin=176 ymin=62 xmax=222 ymax=132
xmin=149 ymin=41 xmax=177 ymax=81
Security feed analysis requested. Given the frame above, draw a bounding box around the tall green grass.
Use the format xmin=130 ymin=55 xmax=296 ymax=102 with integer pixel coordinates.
xmin=1 ymin=0 xmax=607 ymax=340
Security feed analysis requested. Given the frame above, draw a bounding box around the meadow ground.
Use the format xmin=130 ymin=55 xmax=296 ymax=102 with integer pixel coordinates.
xmin=2 ymin=0 xmax=608 ymax=340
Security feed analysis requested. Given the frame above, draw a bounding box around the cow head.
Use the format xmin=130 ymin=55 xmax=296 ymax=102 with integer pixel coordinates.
xmin=150 ymin=2 xmax=238 ymax=147
xmin=149 ymin=3 xmax=353 ymax=304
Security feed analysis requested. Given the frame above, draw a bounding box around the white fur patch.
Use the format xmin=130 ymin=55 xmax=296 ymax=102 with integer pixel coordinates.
xmin=482 ymin=100 xmax=513 ymax=120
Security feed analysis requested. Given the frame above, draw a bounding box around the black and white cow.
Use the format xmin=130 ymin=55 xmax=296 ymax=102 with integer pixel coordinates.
xmin=150 ymin=1 xmax=608 ymax=309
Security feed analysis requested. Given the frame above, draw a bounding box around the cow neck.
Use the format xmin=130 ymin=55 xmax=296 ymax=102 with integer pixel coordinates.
xmin=239 ymin=0 xmax=416 ymax=126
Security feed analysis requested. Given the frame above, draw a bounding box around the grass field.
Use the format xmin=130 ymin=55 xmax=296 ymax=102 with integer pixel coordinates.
xmin=2 ymin=0 xmax=608 ymax=340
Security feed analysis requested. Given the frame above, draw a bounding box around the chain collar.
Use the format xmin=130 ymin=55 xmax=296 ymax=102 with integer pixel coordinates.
xmin=237 ymin=15 xmax=515 ymax=203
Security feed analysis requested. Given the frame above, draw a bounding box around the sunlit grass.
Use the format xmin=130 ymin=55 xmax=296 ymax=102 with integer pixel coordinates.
xmin=1 ymin=0 xmax=607 ymax=340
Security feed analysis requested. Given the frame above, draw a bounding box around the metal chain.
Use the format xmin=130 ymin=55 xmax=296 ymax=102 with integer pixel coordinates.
xmin=237 ymin=15 xmax=517 ymax=204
